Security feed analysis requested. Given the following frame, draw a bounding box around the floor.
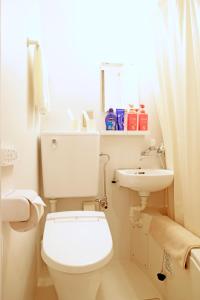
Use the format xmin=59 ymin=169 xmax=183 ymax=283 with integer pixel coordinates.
xmin=35 ymin=260 xmax=162 ymax=300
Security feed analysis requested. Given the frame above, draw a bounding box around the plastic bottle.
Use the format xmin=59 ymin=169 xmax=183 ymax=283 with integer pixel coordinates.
xmin=116 ymin=109 xmax=125 ymax=130
xmin=138 ymin=104 xmax=148 ymax=131
xmin=105 ymin=108 xmax=117 ymax=130
xmin=127 ymin=105 xmax=138 ymax=131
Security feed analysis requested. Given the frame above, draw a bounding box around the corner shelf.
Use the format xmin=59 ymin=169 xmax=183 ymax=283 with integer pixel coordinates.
xmin=100 ymin=130 xmax=150 ymax=136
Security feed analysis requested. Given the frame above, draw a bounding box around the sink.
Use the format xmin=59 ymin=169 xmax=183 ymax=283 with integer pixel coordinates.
xmin=116 ymin=168 xmax=174 ymax=226
xmin=116 ymin=169 xmax=174 ymax=194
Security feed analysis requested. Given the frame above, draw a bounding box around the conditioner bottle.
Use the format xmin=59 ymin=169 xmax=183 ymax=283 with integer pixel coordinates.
xmin=138 ymin=104 xmax=148 ymax=131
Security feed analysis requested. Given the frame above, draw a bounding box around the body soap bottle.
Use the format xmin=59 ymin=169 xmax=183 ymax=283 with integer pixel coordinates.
xmin=105 ymin=108 xmax=116 ymax=130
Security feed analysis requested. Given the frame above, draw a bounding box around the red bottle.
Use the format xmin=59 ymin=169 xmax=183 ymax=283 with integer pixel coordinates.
xmin=139 ymin=104 xmax=148 ymax=131
xmin=127 ymin=105 xmax=138 ymax=131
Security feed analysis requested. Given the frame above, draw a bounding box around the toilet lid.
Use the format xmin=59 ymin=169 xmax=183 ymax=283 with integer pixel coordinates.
xmin=41 ymin=211 xmax=113 ymax=274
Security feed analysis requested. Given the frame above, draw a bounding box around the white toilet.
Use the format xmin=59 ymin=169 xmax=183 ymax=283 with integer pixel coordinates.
xmin=40 ymin=132 xmax=113 ymax=300
xmin=42 ymin=211 xmax=113 ymax=300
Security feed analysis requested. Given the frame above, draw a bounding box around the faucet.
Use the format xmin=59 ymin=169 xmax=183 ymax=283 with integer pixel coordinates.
xmin=140 ymin=143 xmax=165 ymax=157
xmin=140 ymin=143 xmax=166 ymax=168
xmin=140 ymin=145 xmax=157 ymax=157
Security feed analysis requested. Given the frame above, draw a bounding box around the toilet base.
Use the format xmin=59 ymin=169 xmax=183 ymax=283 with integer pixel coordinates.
xmin=49 ymin=267 xmax=102 ymax=300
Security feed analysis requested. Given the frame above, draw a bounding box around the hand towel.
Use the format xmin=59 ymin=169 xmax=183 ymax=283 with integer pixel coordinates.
xmin=10 ymin=189 xmax=46 ymax=232
xmin=149 ymin=215 xmax=200 ymax=268
xmin=33 ymin=45 xmax=50 ymax=114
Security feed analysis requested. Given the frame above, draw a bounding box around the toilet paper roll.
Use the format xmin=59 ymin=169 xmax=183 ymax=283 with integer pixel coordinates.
xmin=10 ymin=201 xmax=44 ymax=232
xmin=9 ymin=190 xmax=45 ymax=232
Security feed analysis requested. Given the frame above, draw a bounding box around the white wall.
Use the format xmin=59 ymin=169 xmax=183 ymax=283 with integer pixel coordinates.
xmin=1 ymin=0 xmax=40 ymax=193
xmin=40 ymin=0 xmax=157 ymax=114
xmin=1 ymin=1 xmax=41 ymax=299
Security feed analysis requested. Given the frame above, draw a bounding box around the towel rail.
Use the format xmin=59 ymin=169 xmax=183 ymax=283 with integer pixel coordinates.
xmin=27 ymin=38 xmax=39 ymax=47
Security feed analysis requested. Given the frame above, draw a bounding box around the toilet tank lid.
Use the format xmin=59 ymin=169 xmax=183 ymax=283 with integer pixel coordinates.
xmin=41 ymin=211 xmax=113 ymax=274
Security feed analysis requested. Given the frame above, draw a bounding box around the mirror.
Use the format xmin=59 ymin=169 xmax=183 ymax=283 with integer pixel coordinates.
xmin=101 ymin=63 xmax=140 ymax=112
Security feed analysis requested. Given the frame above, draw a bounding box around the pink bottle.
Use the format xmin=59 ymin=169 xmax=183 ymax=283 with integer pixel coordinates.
xmin=139 ymin=104 xmax=148 ymax=131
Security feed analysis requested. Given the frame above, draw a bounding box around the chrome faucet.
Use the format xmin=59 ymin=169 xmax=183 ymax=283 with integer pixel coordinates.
xmin=140 ymin=143 xmax=165 ymax=157
xmin=140 ymin=143 xmax=165 ymax=168
xmin=141 ymin=145 xmax=157 ymax=157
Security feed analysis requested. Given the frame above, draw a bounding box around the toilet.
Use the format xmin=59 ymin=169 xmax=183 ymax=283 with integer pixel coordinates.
xmin=40 ymin=132 xmax=113 ymax=300
xmin=41 ymin=211 xmax=113 ymax=300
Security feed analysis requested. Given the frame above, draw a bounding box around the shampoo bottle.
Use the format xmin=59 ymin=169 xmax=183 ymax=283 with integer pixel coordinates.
xmin=127 ymin=105 xmax=138 ymax=131
xmin=105 ymin=108 xmax=117 ymax=130
xmin=138 ymin=104 xmax=148 ymax=131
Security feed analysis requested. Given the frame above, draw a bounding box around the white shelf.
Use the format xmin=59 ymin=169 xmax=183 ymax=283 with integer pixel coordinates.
xmin=40 ymin=130 xmax=149 ymax=137
xmin=100 ymin=130 xmax=149 ymax=136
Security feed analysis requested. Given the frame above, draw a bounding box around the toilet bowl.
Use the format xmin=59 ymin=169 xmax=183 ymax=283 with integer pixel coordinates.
xmin=41 ymin=210 xmax=113 ymax=300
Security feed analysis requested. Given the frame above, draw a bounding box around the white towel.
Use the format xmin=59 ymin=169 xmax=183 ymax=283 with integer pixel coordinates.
xmin=33 ymin=46 xmax=50 ymax=114
xmin=149 ymin=215 xmax=200 ymax=268
xmin=10 ymin=189 xmax=46 ymax=232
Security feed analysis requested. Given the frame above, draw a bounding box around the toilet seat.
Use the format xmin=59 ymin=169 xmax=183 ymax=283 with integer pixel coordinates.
xmin=41 ymin=211 xmax=113 ymax=274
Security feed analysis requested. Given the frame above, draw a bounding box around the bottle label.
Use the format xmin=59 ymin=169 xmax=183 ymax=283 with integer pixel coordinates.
xmin=116 ymin=109 xmax=125 ymax=130
xmin=139 ymin=114 xmax=148 ymax=131
xmin=127 ymin=114 xmax=137 ymax=130
xmin=106 ymin=120 xmax=116 ymax=130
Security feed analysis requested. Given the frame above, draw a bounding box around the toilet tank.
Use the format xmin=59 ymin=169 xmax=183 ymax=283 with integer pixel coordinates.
xmin=41 ymin=132 xmax=100 ymax=198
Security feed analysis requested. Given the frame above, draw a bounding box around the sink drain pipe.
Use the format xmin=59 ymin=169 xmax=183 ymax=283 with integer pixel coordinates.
xmin=129 ymin=192 xmax=149 ymax=226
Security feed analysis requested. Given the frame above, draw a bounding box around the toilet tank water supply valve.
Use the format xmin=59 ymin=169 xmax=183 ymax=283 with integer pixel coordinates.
xmin=96 ymin=197 xmax=108 ymax=210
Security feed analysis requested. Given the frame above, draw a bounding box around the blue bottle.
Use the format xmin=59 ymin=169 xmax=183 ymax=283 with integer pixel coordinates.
xmin=105 ymin=108 xmax=116 ymax=130
xmin=116 ymin=109 xmax=125 ymax=130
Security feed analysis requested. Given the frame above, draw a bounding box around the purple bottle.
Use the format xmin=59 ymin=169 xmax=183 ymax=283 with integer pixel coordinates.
xmin=116 ymin=109 xmax=125 ymax=130
xmin=105 ymin=108 xmax=117 ymax=130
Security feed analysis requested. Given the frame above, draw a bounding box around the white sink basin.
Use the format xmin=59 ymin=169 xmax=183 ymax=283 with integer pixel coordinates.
xmin=116 ymin=169 xmax=174 ymax=194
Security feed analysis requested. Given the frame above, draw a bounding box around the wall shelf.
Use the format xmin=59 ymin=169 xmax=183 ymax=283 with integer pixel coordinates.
xmin=100 ymin=130 xmax=150 ymax=136
xmin=40 ymin=130 xmax=150 ymax=137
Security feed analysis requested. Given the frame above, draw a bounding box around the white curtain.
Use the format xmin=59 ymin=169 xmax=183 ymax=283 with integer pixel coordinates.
xmin=154 ymin=0 xmax=200 ymax=236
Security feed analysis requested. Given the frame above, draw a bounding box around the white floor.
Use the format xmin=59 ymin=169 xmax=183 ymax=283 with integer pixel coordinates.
xmin=35 ymin=260 xmax=162 ymax=300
